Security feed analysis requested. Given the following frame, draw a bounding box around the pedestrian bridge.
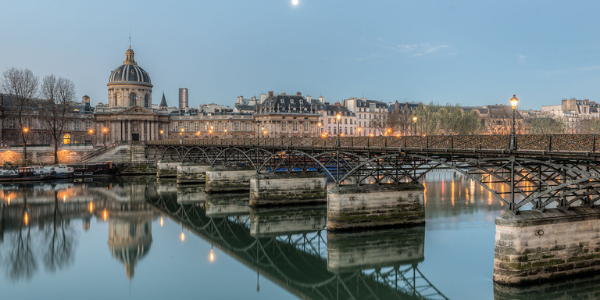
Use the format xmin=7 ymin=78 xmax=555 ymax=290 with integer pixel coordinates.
xmin=146 ymin=134 xmax=600 ymax=212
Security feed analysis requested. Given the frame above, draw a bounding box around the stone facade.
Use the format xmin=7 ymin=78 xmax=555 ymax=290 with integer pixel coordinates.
xmin=249 ymin=173 xmax=327 ymax=206
xmin=494 ymin=207 xmax=600 ymax=285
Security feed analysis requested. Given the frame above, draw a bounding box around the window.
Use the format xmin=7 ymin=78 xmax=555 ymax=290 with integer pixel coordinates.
xmin=86 ymin=121 xmax=91 ymax=130
xmin=303 ymin=122 xmax=308 ymax=132
xmin=345 ymin=127 xmax=348 ymax=134
xmin=144 ymin=94 xmax=149 ymax=108
xmin=129 ymin=93 xmax=137 ymax=106
xmin=8 ymin=118 xmax=14 ymax=129
xmin=293 ymin=121 xmax=298 ymax=131
xmin=328 ymin=118 xmax=331 ymax=124
xmin=282 ymin=121 xmax=287 ymax=131
xmin=194 ymin=122 xmax=199 ymax=131
xmin=344 ymin=119 xmax=347 ymax=124
xmin=113 ymin=95 xmax=118 ymax=107
xmin=173 ymin=123 xmax=179 ymax=131
xmin=234 ymin=121 xmax=240 ymax=131
xmin=63 ymin=133 xmax=71 ymax=145
xmin=74 ymin=121 xmax=80 ymax=131
xmin=184 ymin=122 xmax=189 ymax=131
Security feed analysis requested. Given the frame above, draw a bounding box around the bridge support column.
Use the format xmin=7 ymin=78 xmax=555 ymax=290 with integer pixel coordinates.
xmin=327 ymin=226 xmax=425 ymax=273
xmin=156 ymin=161 xmax=181 ymax=178
xmin=205 ymin=166 xmax=256 ymax=193
xmin=205 ymin=192 xmax=251 ymax=218
xmin=327 ymin=183 xmax=424 ymax=231
xmin=249 ymin=173 xmax=327 ymax=206
xmin=249 ymin=205 xmax=326 ymax=237
xmin=177 ymin=164 xmax=209 ymax=184
xmin=494 ymin=207 xmax=600 ymax=285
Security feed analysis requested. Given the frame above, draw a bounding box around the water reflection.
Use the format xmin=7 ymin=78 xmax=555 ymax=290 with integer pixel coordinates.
xmin=148 ymin=188 xmax=449 ymax=300
xmin=1 ymin=174 xmax=600 ymax=299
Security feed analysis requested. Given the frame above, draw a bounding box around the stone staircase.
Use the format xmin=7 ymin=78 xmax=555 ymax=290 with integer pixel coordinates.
xmin=85 ymin=145 xmax=131 ymax=163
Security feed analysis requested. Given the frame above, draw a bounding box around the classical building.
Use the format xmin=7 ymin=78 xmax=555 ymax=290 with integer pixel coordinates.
xmin=95 ymin=47 xmax=171 ymax=143
xmin=342 ymin=97 xmax=389 ymax=136
xmin=253 ymin=91 xmax=322 ymax=138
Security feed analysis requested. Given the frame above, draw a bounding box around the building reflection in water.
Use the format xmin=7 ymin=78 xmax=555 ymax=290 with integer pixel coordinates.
xmin=0 ymin=177 xmax=157 ymax=282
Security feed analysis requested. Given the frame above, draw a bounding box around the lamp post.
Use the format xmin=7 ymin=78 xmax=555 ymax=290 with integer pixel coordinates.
xmin=510 ymin=95 xmax=519 ymax=150
xmin=159 ymin=129 xmax=164 ymax=141
xmin=357 ymin=127 xmax=362 ymax=136
xmin=102 ymin=127 xmax=108 ymax=147
xmin=412 ymin=116 xmax=417 ymax=136
xmin=88 ymin=129 xmax=94 ymax=145
xmin=23 ymin=127 xmax=29 ymax=165
xmin=224 ymin=129 xmax=227 ymax=139
xmin=180 ymin=127 xmax=184 ymax=144
xmin=336 ymin=113 xmax=341 ymax=147
xmin=317 ymin=122 xmax=321 ymax=138
xmin=386 ymin=128 xmax=392 ymax=136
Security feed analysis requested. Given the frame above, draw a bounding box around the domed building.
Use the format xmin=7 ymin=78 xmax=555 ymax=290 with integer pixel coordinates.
xmin=107 ymin=47 xmax=153 ymax=108
xmin=94 ymin=47 xmax=170 ymax=143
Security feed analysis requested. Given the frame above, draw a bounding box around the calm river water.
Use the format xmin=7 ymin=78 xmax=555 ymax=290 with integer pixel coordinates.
xmin=0 ymin=172 xmax=598 ymax=300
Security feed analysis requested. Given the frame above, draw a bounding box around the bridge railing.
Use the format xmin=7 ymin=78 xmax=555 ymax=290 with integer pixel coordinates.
xmin=146 ymin=134 xmax=600 ymax=152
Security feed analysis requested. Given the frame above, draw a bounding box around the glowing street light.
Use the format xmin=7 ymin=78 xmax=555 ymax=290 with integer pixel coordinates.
xmin=510 ymin=95 xmax=519 ymax=150
xmin=412 ymin=116 xmax=417 ymax=136
xmin=102 ymin=127 xmax=108 ymax=146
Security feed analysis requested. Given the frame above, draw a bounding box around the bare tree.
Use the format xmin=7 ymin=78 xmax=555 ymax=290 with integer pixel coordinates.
xmin=0 ymin=68 xmax=39 ymax=164
xmin=41 ymin=75 xmax=75 ymax=164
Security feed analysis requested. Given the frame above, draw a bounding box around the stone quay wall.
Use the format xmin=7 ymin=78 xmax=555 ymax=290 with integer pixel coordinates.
xmin=249 ymin=173 xmax=327 ymax=206
xmin=494 ymin=207 xmax=600 ymax=285
xmin=0 ymin=149 xmax=92 ymax=165
xmin=327 ymin=183 xmax=425 ymax=231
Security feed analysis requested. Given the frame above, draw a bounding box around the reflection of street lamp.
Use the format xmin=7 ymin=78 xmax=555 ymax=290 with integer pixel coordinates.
xmin=209 ymin=244 xmax=215 ymax=263
xmin=412 ymin=116 xmax=417 ymax=136
xmin=510 ymin=95 xmax=519 ymax=150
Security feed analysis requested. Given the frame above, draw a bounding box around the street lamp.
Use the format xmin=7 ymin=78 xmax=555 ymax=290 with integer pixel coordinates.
xmin=336 ymin=113 xmax=341 ymax=147
xmin=357 ymin=127 xmax=362 ymax=136
xmin=387 ymin=128 xmax=392 ymax=136
xmin=510 ymin=95 xmax=519 ymax=150
xmin=88 ymin=129 xmax=94 ymax=146
xmin=412 ymin=116 xmax=417 ymax=136
xmin=317 ymin=122 xmax=322 ymax=138
xmin=23 ymin=127 xmax=29 ymax=165
xmin=224 ymin=128 xmax=227 ymax=139
xmin=159 ymin=129 xmax=164 ymax=141
xmin=102 ymin=127 xmax=108 ymax=147
xmin=180 ymin=127 xmax=184 ymax=144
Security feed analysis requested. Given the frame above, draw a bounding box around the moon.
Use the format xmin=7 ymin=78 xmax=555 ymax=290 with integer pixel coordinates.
xmin=292 ymin=0 xmax=298 ymax=6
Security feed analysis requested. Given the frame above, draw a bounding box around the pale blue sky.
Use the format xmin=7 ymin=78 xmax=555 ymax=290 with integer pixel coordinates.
xmin=2 ymin=0 xmax=600 ymax=109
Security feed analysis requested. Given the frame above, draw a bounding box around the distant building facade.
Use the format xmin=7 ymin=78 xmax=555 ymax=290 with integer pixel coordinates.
xmin=178 ymin=88 xmax=189 ymax=110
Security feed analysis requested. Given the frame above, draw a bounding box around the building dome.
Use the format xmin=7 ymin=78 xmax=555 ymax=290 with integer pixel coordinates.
xmin=108 ymin=47 xmax=152 ymax=86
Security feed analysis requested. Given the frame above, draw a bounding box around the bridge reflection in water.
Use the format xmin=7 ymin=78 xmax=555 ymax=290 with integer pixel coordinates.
xmin=4 ymin=177 xmax=600 ymax=298
xmin=148 ymin=187 xmax=448 ymax=300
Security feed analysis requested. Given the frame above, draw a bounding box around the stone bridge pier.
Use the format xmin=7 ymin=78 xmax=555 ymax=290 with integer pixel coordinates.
xmin=494 ymin=207 xmax=600 ymax=285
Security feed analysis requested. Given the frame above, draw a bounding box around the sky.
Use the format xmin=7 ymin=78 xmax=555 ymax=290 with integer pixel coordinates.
xmin=2 ymin=0 xmax=600 ymax=110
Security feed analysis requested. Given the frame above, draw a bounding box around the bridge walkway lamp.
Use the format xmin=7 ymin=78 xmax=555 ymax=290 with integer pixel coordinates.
xmin=23 ymin=127 xmax=29 ymax=166
xmin=412 ymin=116 xmax=417 ymax=136
xmin=510 ymin=95 xmax=519 ymax=151
xmin=102 ymin=127 xmax=108 ymax=147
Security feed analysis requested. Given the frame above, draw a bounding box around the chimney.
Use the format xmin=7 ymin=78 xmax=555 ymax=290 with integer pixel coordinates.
xmin=297 ymin=91 xmax=302 ymax=96
xmin=307 ymin=95 xmax=312 ymax=102
xmin=318 ymin=96 xmax=325 ymax=103
xmin=268 ymin=91 xmax=274 ymax=99
xmin=237 ymin=96 xmax=243 ymax=104
xmin=281 ymin=92 xmax=286 ymax=95
xmin=585 ymin=99 xmax=590 ymax=104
